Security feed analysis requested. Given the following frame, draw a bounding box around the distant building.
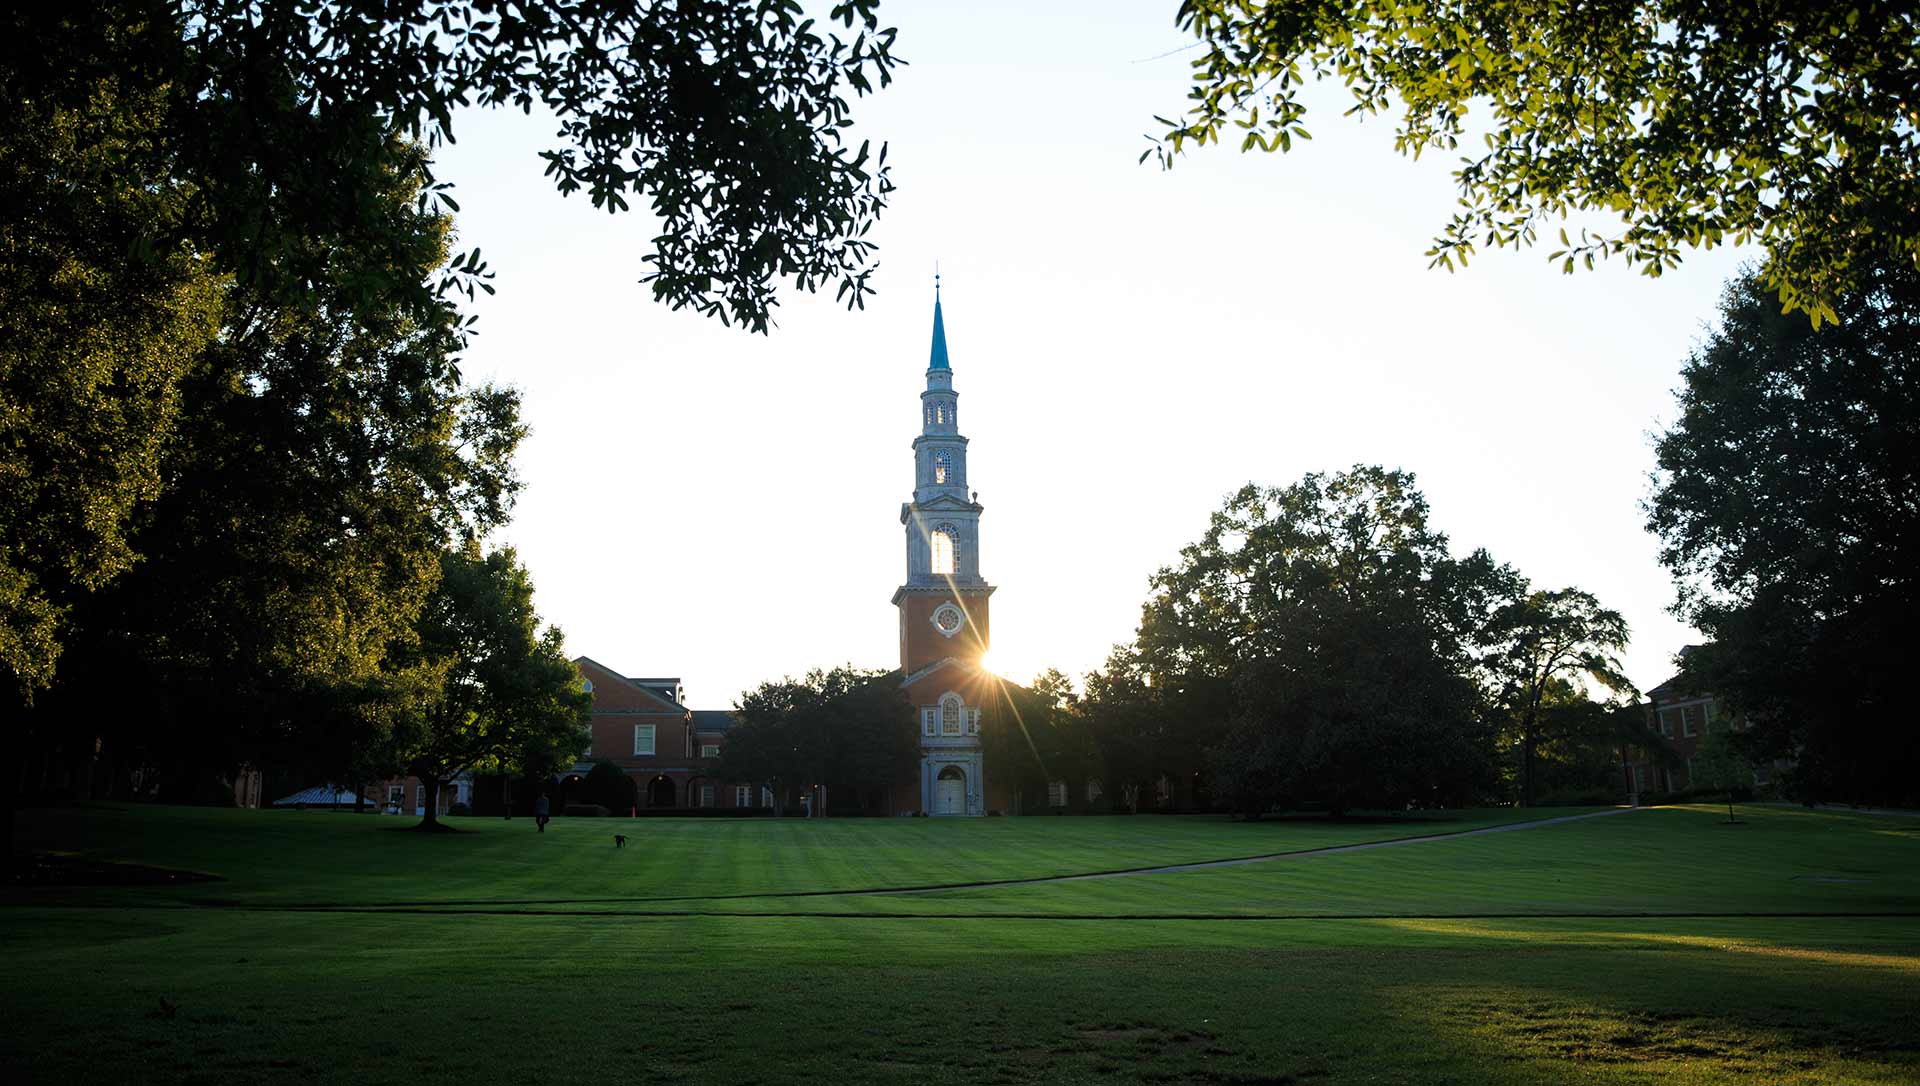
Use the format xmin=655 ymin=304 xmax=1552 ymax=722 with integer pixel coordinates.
xmin=1631 ymin=650 xmax=1779 ymax=795
xmin=567 ymin=659 xmax=759 ymax=811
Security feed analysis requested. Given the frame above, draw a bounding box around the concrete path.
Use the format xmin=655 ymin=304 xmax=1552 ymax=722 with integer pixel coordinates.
xmin=880 ymin=806 xmax=1643 ymax=897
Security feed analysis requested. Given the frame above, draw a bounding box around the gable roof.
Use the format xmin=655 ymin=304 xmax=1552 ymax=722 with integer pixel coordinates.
xmin=898 ymin=655 xmax=983 ymax=688
xmin=573 ymin=656 xmax=690 ymax=713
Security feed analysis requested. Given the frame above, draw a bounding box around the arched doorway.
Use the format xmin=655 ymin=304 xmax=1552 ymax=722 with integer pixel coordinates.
xmin=935 ymin=766 xmax=965 ymax=816
xmin=646 ymin=775 xmax=675 ymax=809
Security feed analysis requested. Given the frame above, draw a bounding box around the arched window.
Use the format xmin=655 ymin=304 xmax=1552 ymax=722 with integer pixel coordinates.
xmin=941 ymin=695 xmax=963 ymax=735
xmin=934 ymin=402 xmax=947 ymax=426
xmin=933 ymin=450 xmax=952 ymax=485
xmin=930 ymin=528 xmax=955 ymax=575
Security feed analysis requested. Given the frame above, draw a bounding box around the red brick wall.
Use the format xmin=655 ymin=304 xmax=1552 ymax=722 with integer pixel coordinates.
xmin=898 ymin=591 xmax=991 ymax=673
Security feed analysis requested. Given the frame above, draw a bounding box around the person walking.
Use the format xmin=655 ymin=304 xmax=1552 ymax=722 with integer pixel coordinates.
xmin=534 ymin=792 xmax=550 ymax=833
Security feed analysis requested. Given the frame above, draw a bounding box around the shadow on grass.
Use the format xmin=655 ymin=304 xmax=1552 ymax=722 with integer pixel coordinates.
xmin=5 ymin=853 xmax=222 ymax=887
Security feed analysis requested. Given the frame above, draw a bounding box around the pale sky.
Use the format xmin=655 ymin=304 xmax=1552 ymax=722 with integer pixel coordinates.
xmin=433 ymin=0 xmax=1752 ymax=711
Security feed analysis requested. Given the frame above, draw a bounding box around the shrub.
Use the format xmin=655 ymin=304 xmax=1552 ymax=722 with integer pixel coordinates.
xmin=581 ymin=760 xmax=637 ymax=812
xmin=562 ymin=803 xmax=609 ymax=817
xmin=446 ymin=802 xmax=472 ymax=817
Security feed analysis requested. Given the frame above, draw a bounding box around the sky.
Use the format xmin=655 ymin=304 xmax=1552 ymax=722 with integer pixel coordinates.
xmin=431 ymin=0 xmax=1755 ymax=711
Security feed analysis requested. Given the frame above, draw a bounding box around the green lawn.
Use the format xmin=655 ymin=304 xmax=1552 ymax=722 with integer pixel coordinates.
xmin=8 ymin=802 xmax=1581 ymax=906
xmin=4 ymin=803 xmax=1917 ymax=1085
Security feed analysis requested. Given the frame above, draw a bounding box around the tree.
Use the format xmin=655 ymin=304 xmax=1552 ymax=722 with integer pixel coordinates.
xmin=382 ymin=545 xmax=591 ymax=829
xmin=16 ymin=0 xmax=898 ymax=334
xmin=581 ymin=759 xmax=638 ymax=813
xmin=36 ymin=136 xmax=525 ymax=806
xmin=721 ymin=667 xmax=914 ymax=814
xmin=0 ymin=29 xmax=223 ymax=708
xmin=1216 ymin=606 xmax=1492 ymax=816
xmin=1693 ymin=727 xmax=1756 ymax=823
xmin=1139 ymin=467 xmax=1501 ymax=815
xmin=1152 ymin=0 xmax=1920 ymax=324
xmin=1484 ymin=588 xmax=1634 ymax=806
xmin=978 ymin=668 xmax=1094 ymax=811
xmin=1647 ymin=257 xmax=1920 ymax=806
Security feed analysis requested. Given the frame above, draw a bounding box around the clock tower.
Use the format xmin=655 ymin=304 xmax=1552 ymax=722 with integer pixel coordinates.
xmin=893 ymin=278 xmax=994 ymax=815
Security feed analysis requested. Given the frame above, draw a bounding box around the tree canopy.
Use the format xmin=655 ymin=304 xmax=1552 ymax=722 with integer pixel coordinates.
xmin=1647 ymin=256 xmax=1920 ymax=805
xmin=28 ymin=0 xmax=899 ymax=333
xmin=1482 ymin=588 xmax=1634 ymax=806
xmin=721 ymin=666 xmax=914 ymax=812
xmin=1087 ymin=466 xmax=1637 ymax=814
xmin=1152 ymin=0 xmax=1920 ymax=324
xmin=0 ymin=34 xmax=223 ymax=705
xmin=381 ymin=544 xmax=592 ymax=828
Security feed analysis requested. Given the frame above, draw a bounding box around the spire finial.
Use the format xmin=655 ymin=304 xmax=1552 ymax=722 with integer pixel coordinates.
xmin=928 ymin=267 xmax=950 ymax=371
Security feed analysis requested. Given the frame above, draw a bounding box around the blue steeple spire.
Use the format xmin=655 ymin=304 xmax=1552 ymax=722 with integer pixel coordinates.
xmin=928 ymin=273 xmax=950 ymax=371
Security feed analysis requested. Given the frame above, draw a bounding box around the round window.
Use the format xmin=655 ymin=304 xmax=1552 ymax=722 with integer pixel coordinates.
xmin=932 ymin=603 xmax=965 ymax=636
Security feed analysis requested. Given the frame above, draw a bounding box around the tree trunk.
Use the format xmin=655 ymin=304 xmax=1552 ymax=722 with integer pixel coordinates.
xmin=1521 ymin=728 xmax=1536 ymax=808
xmin=1 ymin=746 xmax=18 ymax=873
xmin=417 ymin=775 xmax=441 ymax=829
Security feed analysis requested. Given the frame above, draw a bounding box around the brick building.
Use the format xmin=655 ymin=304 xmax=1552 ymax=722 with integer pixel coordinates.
xmin=565 ymin=659 xmax=761 ymax=810
xmin=1631 ymin=652 xmax=1779 ymax=795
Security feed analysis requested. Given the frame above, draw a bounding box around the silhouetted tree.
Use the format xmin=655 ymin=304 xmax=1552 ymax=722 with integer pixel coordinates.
xmin=722 ymin=667 xmax=913 ymax=814
xmin=1483 ymin=589 xmax=1634 ymax=806
xmin=1139 ymin=467 xmax=1501 ymax=815
xmin=1648 ymin=257 xmax=1920 ymax=806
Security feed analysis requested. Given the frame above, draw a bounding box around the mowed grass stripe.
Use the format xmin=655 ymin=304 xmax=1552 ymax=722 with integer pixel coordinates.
xmin=365 ymin=805 xmax=1918 ymax=919
xmin=8 ymin=803 xmax=1582 ymax=906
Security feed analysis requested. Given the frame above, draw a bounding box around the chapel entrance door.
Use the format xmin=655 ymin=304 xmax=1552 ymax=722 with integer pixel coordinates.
xmin=936 ymin=767 xmax=965 ymax=815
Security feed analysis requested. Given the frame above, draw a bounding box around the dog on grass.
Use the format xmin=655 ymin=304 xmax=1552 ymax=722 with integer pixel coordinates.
xmin=613 ymin=834 xmax=628 ymax=848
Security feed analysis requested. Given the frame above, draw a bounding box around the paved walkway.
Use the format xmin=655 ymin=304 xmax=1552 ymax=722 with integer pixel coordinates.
xmin=880 ymin=806 xmax=1643 ymax=897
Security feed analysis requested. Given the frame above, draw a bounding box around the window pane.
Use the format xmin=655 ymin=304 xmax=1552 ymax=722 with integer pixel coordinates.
xmin=931 ymin=531 xmax=955 ymax=575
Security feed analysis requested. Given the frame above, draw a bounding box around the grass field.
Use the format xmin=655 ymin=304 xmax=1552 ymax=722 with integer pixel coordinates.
xmin=4 ymin=803 xmax=1917 ymax=1084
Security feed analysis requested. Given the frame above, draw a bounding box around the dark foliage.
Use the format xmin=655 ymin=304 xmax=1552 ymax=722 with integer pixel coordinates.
xmin=1648 ymin=257 xmax=1920 ymax=806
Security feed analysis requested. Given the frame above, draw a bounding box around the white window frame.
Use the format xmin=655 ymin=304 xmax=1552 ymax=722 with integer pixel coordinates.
xmin=735 ymin=785 xmax=751 ymax=807
xmin=1682 ymin=704 xmax=1702 ymax=737
xmin=1048 ymin=781 xmax=1068 ymax=808
xmin=700 ymin=783 xmax=715 ymax=808
xmin=633 ymin=724 xmax=656 ymax=756
xmin=1658 ymin=709 xmax=1676 ymax=737
xmin=967 ymin=708 xmax=981 ymax=735
xmin=940 ymin=695 xmax=963 ymax=736
xmin=701 ymin=744 xmax=720 ymax=759
xmin=921 ymin=708 xmax=937 ymax=736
